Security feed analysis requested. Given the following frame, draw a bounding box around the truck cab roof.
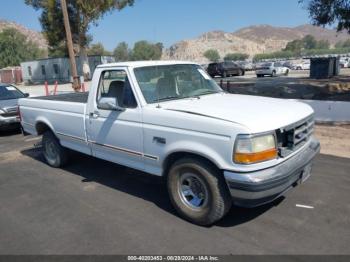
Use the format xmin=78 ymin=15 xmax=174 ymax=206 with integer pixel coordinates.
xmin=97 ymin=60 xmax=197 ymax=69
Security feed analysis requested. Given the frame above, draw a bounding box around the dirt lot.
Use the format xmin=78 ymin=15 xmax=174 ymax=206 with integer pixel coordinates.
xmin=218 ymin=69 xmax=350 ymax=101
xmin=314 ymin=124 xmax=350 ymax=158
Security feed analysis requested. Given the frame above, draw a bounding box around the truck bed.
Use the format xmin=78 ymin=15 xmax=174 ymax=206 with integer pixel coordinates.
xmin=20 ymin=91 xmax=88 ymax=154
xmin=31 ymin=92 xmax=89 ymax=103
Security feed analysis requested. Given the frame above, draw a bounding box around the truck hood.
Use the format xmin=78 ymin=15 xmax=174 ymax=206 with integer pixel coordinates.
xmin=160 ymin=93 xmax=313 ymax=133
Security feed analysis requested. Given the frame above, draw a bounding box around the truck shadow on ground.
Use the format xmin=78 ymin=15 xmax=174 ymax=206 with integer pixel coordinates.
xmin=21 ymin=147 xmax=284 ymax=228
xmin=0 ymin=128 xmax=21 ymax=137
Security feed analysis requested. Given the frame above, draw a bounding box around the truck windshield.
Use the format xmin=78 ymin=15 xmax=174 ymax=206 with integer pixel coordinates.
xmin=0 ymin=85 xmax=25 ymax=100
xmin=134 ymin=64 xmax=222 ymax=103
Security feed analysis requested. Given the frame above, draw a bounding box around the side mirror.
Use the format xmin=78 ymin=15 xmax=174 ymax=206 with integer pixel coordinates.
xmin=98 ymin=97 xmax=125 ymax=111
xmin=24 ymin=93 xmax=30 ymax=98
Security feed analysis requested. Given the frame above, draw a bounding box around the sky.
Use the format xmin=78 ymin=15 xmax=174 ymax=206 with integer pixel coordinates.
xmin=0 ymin=0 xmax=311 ymax=50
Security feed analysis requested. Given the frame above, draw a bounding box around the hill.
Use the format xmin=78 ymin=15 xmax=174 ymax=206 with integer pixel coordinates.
xmin=163 ymin=24 xmax=350 ymax=62
xmin=0 ymin=20 xmax=47 ymax=50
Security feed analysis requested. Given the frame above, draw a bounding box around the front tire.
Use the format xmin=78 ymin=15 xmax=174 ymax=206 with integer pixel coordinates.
xmin=42 ymin=131 xmax=68 ymax=168
xmin=167 ymin=157 xmax=232 ymax=226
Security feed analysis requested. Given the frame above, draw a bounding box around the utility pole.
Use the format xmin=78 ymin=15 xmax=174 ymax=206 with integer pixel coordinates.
xmin=60 ymin=0 xmax=80 ymax=91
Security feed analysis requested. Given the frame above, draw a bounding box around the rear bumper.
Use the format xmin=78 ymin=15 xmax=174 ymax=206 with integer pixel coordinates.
xmin=224 ymin=137 xmax=320 ymax=207
xmin=256 ymin=69 xmax=273 ymax=75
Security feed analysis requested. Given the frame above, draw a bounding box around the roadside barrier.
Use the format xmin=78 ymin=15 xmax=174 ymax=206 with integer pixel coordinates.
xmin=44 ymin=81 xmax=49 ymax=96
xmin=53 ymin=81 xmax=58 ymax=95
xmin=42 ymin=80 xmax=87 ymax=95
xmin=218 ymin=80 xmax=349 ymax=123
xmin=81 ymin=82 xmax=86 ymax=92
xmin=297 ymin=99 xmax=350 ymax=123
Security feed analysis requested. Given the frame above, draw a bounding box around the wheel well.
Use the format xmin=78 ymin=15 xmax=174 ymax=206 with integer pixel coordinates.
xmin=35 ymin=122 xmax=51 ymax=135
xmin=162 ymin=152 xmax=220 ymax=177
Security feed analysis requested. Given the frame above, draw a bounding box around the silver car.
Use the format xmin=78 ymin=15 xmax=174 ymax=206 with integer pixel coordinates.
xmin=0 ymin=84 xmax=28 ymax=131
xmin=256 ymin=62 xmax=289 ymax=77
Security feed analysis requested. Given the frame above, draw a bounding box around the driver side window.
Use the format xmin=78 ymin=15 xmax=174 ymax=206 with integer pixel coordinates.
xmin=97 ymin=70 xmax=137 ymax=109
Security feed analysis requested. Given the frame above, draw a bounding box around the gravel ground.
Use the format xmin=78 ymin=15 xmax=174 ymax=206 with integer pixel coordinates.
xmin=314 ymin=124 xmax=350 ymax=158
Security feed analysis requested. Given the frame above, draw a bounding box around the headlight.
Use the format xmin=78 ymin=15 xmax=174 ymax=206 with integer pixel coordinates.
xmin=0 ymin=109 xmax=5 ymax=115
xmin=233 ymin=133 xmax=277 ymax=164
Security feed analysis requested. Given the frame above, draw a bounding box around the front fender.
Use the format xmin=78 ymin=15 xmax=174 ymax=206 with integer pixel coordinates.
xmin=162 ymin=139 xmax=231 ymax=171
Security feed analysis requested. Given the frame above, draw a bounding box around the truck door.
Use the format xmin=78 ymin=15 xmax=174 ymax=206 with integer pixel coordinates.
xmin=86 ymin=68 xmax=144 ymax=171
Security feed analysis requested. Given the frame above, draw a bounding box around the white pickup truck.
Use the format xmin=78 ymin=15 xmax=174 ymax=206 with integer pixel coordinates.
xmin=19 ymin=61 xmax=320 ymax=225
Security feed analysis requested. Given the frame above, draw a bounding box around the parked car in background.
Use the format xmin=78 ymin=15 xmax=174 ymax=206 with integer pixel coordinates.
xmin=293 ymin=61 xmax=310 ymax=70
xmin=0 ymin=84 xmax=29 ymax=131
xmin=237 ymin=61 xmax=254 ymax=71
xmin=207 ymin=61 xmax=245 ymax=78
xmin=339 ymin=57 xmax=350 ymax=68
xmin=19 ymin=61 xmax=320 ymax=225
xmin=282 ymin=61 xmax=295 ymax=69
xmin=255 ymin=62 xmax=289 ymax=77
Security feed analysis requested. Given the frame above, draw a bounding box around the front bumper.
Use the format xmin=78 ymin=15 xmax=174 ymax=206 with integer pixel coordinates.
xmin=0 ymin=116 xmax=20 ymax=130
xmin=224 ymin=137 xmax=320 ymax=207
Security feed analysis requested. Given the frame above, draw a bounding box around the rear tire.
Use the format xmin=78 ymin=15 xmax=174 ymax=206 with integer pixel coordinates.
xmin=167 ymin=157 xmax=232 ymax=226
xmin=42 ymin=131 xmax=68 ymax=168
xmin=284 ymin=69 xmax=289 ymax=76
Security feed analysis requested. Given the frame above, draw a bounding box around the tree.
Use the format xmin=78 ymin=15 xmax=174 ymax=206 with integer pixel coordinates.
xmin=300 ymin=0 xmax=350 ymax=33
xmin=224 ymin=53 xmax=249 ymax=61
xmin=284 ymin=35 xmax=332 ymax=55
xmin=88 ymin=42 xmax=111 ymax=56
xmin=316 ymin=39 xmax=330 ymax=49
xmin=25 ymin=0 xmax=134 ymax=79
xmin=130 ymin=41 xmax=163 ymax=60
xmin=335 ymin=39 xmax=350 ymax=48
xmin=284 ymin=39 xmax=304 ymax=54
xmin=342 ymin=39 xmax=350 ymax=47
xmin=302 ymin=35 xmax=317 ymax=49
xmin=113 ymin=42 xmax=130 ymax=61
xmin=253 ymin=50 xmax=295 ymax=62
xmin=0 ymin=28 xmax=46 ymax=68
xmin=203 ymin=49 xmax=220 ymax=62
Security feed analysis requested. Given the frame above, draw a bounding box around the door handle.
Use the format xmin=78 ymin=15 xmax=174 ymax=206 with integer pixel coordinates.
xmin=89 ymin=111 xmax=100 ymax=118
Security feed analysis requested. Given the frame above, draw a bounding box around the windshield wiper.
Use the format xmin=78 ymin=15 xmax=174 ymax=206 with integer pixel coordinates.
xmin=157 ymin=96 xmax=180 ymax=102
xmin=198 ymin=90 xmax=220 ymax=96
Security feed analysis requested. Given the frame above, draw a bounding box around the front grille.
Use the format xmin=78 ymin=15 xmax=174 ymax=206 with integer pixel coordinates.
xmin=276 ymin=116 xmax=314 ymax=157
